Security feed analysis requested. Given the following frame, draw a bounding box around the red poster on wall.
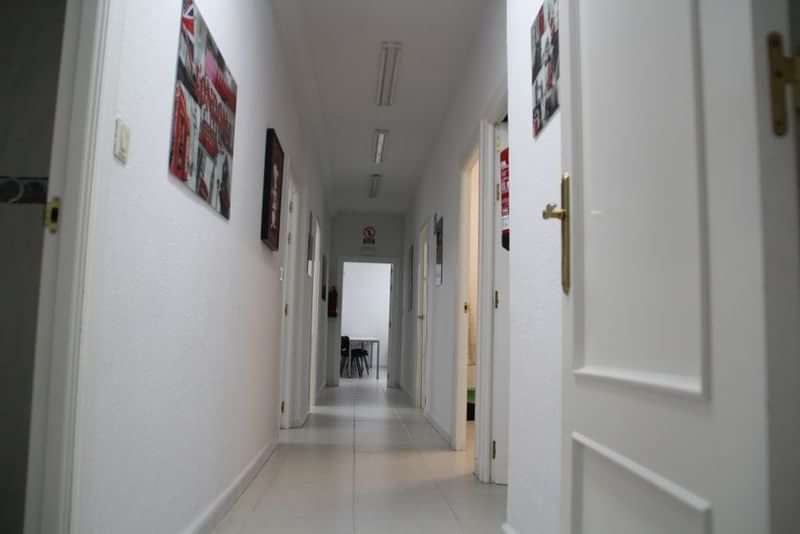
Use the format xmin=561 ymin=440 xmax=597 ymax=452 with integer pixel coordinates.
xmin=501 ymin=148 xmax=510 ymax=250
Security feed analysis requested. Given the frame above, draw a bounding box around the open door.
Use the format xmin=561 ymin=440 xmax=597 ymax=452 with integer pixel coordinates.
xmin=558 ymin=1 xmax=798 ymax=533
xmin=490 ymin=122 xmax=510 ymax=484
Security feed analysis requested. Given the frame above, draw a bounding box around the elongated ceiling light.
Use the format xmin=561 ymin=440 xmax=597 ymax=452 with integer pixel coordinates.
xmin=376 ymin=42 xmax=402 ymax=106
xmin=374 ymin=129 xmax=388 ymax=164
xmin=368 ymin=174 xmax=382 ymax=199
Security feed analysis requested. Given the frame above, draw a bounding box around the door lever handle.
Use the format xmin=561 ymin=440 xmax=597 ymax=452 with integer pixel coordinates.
xmin=542 ymin=174 xmax=571 ymax=295
xmin=542 ymin=203 xmax=566 ymax=221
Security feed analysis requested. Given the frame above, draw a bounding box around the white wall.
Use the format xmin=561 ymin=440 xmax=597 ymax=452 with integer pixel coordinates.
xmin=0 ymin=2 xmax=66 ymax=532
xmin=504 ymin=1 xmax=563 ymax=532
xmin=71 ymin=1 xmax=328 ymax=532
xmin=401 ymin=0 xmax=506 ymax=443
xmin=341 ymin=262 xmax=392 ymax=371
xmin=328 ymin=213 xmax=405 ymax=388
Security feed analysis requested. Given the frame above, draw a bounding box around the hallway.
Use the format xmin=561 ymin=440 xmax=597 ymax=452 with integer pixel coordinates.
xmin=214 ymin=380 xmax=506 ymax=534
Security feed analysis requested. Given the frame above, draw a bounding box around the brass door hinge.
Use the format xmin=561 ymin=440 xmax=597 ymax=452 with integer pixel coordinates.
xmin=492 ymin=440 xmax=497 ymax=460
xmin=44 ymin=197 xmax=61 ymax=234
xmin=768 ymin=32 xmax=800 ymax=136
xmin=281 ymin=401 xmax=285 ymax=414
xmin=285 ymin=303 xmax=289 ymax=316
xmin=494 ymin=290 xmax=500 ymax=309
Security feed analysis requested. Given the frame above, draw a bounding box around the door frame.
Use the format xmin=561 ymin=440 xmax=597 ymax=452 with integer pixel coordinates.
xmin=474 ymin=119 xmax=501 ymax=482
xmin=307 ymin=217 xmax=323 ymax=407
xmin=453 ymin=120 xmax=505 ymax=475
xmin=416 ymin=222 xmax=432 ymax=411
xmin=24 ymin=0 xmax=113 ymax=532
xmin=279 ymin=170 xmax=300 ymax=430
xmin=337 ymin=257 xmax=400 ymax=385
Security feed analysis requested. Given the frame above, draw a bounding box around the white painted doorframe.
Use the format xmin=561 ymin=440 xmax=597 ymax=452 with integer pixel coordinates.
xmin=416 ymin=223 xmax=431 ymax=411
xmin=339 ymin=256 xmax=399 ymax=384
xmin=23 ymin=0 xmax=113 ymax=532
xmin=308 ymin=217 xmax=322 ymax=407
xmin=279 ymin=171 xmax=299 ymax=430
xmin=455 ymin=119 xmax=509 ymax=481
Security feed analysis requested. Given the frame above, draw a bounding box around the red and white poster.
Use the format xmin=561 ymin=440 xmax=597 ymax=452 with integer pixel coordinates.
xmin=169 ymin=0 xmax=238 ymax=219
xmin=500 ymin=148 xmax=510 ymax=250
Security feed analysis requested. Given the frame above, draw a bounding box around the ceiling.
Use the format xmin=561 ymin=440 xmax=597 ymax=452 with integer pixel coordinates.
xmin=272 ymin=0 xmax=488 ymax=214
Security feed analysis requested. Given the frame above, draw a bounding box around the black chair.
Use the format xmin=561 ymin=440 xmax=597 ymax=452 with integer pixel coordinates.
xmin=340 ymin=336 xmax=369 ymax=378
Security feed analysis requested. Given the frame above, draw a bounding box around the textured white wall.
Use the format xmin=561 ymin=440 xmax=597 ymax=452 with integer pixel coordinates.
xmin=328 ymin=213 xmax=405 ymax=388
xmin=341 ymin=262 xmax=392 ymax=370
xmin=71 ymin=1 xmax=328 ymax=532
xmin=505 ymin=1 xmax=563 ymax=533
xmin=401 ymin=0 xmax=506 ymax=443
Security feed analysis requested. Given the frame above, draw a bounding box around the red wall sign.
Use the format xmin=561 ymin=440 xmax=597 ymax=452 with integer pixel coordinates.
xmin=501 ymin=148 xmax=510 ymax=250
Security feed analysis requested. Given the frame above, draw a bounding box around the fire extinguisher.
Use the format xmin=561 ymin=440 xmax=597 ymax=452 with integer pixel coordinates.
xmin=327 ymin=286 xmax=339 ymax=318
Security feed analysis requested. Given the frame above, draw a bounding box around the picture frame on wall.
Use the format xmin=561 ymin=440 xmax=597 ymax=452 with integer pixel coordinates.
xmin=168 ymin=0 xmax=238 ymax=219
xmin=321 ymin=254 xmax=328 ymax=301
xmin=260 ymin=128 xmax=284 ymax=250
xmin=434 ymin=214 xmax=444 ymax=286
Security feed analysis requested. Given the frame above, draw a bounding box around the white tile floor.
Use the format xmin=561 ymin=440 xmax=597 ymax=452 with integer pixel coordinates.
xmin=213 ymin=379 xmax=506 ymax=534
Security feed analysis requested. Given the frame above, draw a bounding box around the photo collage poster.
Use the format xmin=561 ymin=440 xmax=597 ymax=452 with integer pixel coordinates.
xmin=531 ymin=0 xmax=559 ymax=137
xmin=169 ymin=1 xmax=238 ymax=218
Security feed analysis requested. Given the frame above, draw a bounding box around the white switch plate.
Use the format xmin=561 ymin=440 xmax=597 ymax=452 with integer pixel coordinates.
xmin=114 ymin=119 xmax=130 ymax=163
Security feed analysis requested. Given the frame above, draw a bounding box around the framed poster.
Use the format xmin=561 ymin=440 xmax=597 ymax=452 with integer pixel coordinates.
xmin=321 ymin=254 xmax=328 ymax=301
xmin=500 ymin=147 xmax=510 ymax=250
xmin=531 ymin=0 xmax=559 ymax=137
xmin=307 ymin=212 xmax=315 ymax=277
xmin=260 ymin=129 xmax=284 ymax=249
xmin=169 ymin=0 xmax=238 ymax=218
xmin=434 ymin=214 xmax=443 ymax=286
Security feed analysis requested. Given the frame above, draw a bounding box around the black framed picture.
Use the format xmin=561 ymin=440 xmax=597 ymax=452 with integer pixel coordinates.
xmin=434 ymin=214 xmax=443 ymax=286
xmin=261 ymin=129 xmax=284 ymax=249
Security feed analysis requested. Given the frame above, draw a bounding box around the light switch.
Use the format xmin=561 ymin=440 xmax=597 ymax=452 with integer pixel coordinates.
xmin=114 ymin=119 xmax=130 ymax=164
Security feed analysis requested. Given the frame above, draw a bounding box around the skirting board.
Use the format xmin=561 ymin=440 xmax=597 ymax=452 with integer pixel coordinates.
xmin=501 ymin=523 xmax=519 ymax=534
xmin=425 ymin=412 xmax=454 ymax=449
xmin=181 ymin=441 xmax=277 ymax=534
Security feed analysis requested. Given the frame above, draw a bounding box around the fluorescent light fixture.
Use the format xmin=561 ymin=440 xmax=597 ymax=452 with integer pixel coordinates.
xmin=368 ymin=174 xmax=382 ymax=199
xmin=374 ymin=129 xmax=388 ymax=164
xmin=376 ymin=42 xmax=402 ymax=106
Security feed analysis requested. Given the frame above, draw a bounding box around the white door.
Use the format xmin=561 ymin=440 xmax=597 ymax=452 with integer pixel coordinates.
xmin=279 ymin=175 xmax=299 ymax=429
xmin=491 ymin=122 xmax=510 ymax=484
xmin=559 ymin=1 xmax=797 ymax=533
xmin=416 ymin=223 xmax=430 ymax=410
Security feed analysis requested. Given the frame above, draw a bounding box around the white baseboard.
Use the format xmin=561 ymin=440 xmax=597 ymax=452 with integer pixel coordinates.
xmin=424 ymin=412 xmax=453 ymax=448
xmin=181 ymin=442 xmax=277 ymax=534
xmin=501 ymin=523 xmax=519 ymax=534
xmin=290 ymin=410 xmax=311 ymax=429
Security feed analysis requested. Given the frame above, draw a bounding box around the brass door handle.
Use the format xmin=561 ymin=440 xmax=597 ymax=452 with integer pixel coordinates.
xmin=542 ymin=174 xmax=571 ymax=295
xmin=542 ymin=203 xmax=566 ymax=221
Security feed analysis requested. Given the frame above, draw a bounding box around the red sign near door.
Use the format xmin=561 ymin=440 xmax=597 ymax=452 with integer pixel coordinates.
xmin=501 ymin=148 xmax=510 ymax=250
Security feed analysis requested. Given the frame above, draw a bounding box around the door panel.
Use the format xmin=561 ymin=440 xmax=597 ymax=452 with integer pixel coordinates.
xmin=574 ymin=0 xmax=707 ymax=394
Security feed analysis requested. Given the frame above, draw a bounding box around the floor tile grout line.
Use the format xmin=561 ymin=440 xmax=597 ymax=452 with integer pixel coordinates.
xmin=351 ymin=383 xmax=357 ymax=534
xmin=390 ymin=392 xmax=467 ymax=534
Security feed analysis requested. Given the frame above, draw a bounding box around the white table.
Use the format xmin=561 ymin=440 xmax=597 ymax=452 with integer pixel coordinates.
xmin=349 ymin=337 xmax=381 ymax=380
